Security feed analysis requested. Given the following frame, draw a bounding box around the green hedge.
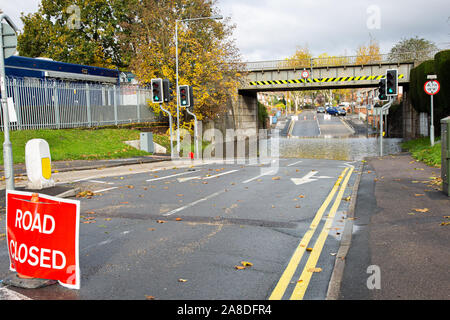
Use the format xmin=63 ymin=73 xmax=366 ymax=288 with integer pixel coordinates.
xmin=410 ymin=50 xmax=450 ymax=134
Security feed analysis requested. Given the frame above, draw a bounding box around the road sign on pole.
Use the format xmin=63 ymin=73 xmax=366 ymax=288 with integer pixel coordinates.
xmin=424 ymin=80 xmax=440 ymax=96
xmin=424 ymin=79 xmax=440 ymax=146
xmin=0 ymin=14 xmax=18 ymax=191
xmin=301 ymin=70 xmax=309 ymax=79
xmin=1 ymin=22 xmax=17 ymax=59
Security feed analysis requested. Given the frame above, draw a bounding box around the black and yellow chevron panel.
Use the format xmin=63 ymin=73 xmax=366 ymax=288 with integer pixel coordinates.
xmin=249 ymin=74 xmax=404 ymax=86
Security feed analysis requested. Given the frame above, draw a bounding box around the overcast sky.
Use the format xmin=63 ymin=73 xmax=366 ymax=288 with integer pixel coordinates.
xmin=1 ymin=0 xmax=449 ymax=61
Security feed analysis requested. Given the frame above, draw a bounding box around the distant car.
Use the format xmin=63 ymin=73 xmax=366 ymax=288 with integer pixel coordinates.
xmin=337 ymin=107 xmax=347 ymax=116
xmin=327 ymin=107 xmax=339 ymax=116
xmin=317 ymin=107 xmax=325 ymax=113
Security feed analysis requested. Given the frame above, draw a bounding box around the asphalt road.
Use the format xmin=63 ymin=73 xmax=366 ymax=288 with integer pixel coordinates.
xmin=291 ymin=111 xmax=353 ymax=137
xmin=0 ymin=158 xmax=360 ymax=300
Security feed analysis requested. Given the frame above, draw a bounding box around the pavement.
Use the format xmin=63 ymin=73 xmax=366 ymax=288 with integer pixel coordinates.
xmin=337 ymin=152 xmax=450 ymax=300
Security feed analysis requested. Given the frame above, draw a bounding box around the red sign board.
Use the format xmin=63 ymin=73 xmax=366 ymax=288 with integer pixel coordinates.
xmin=6 ymin=190 xmax=80 ymax=289
xmin=301 ymin=70 xmax=310 ymax=79
xmin=424 ymin=80 xmax=440 ymax=95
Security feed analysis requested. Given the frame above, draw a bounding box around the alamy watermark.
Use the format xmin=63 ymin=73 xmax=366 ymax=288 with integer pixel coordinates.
xmin=67 ymin=5 xmax=81 ymax=30
xmin=366 ymin=5 xmax=381 ymax=30
xmin=366 ymin=265 xmax=381 ymax=290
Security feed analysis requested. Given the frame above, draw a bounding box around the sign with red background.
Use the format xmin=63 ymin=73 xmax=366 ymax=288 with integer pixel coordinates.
xmin=6 ymin=190 xmax=80 ymax=289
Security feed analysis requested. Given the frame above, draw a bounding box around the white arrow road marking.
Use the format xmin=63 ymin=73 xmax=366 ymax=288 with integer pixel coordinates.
xmin=291 ymin=171 xmax=333 ymax=185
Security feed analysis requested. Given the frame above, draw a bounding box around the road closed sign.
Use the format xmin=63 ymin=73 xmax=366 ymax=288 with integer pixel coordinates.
xmin=6 ymin=190 xmax=80 ymax=289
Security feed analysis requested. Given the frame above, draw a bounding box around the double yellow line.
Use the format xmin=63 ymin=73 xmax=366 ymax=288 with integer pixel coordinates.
xmin=269 ymin=166 xmax=354 ymax=300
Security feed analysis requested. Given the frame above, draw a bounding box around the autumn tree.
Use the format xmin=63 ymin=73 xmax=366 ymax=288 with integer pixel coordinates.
xmin=17 ymin=0 xmax=131 ymax=69
xmin=121 ymin=0 xmax=243 ymax=123
xmin=355 ymin=38 xmax=381 ymax=65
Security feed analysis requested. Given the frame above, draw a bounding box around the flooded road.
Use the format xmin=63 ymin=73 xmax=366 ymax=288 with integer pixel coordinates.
xmin=278 ymin=111 xmax=404 ymax=161
xmin=279 ymin=136 xmax=403 ymax=161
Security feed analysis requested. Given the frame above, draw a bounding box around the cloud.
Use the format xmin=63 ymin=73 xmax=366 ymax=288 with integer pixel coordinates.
xmin=217 ymin=0 xmax=450 ymax=61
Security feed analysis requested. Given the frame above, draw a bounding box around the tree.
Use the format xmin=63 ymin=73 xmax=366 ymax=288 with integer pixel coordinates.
xmin=17 ymin=0 xmax=130 ymax=69
xmin=355 ymin=38 xmax=381 ymax=65
xmin=122 ymin=0 xmax=243 ymax=123
xmin=388 ymin=36 xmax=438 ymax=62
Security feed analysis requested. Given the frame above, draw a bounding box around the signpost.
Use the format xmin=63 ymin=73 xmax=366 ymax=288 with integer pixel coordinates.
xmin=424 ymin=77 xmax=440 ymax=146
xmin=301 ymin=70 xmax=309 ymax=79
xmin=5 ymin=191 xmax=80 ymax=289
xmin=0 ymin=14 xmax=18 ymax=191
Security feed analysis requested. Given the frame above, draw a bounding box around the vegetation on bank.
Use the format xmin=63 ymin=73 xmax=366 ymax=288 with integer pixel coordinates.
xmin=0 ymin=128 xmax=171 ymax=165
xmin=402 ymin=137 xmax=441 ymax=167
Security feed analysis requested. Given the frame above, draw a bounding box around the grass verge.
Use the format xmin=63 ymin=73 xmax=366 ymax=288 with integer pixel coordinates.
xmin=402 ymin=137 xmax=441 ymax=168
xmin=0 ymin=128 xmax=170 ymax=165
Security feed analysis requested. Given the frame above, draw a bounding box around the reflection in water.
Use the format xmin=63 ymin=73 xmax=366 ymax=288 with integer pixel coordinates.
xmin=279 ymin=136 xmax=403 ymax=161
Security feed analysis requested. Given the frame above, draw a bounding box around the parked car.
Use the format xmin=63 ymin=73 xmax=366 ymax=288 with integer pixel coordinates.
xmin=317 ymin=107 xmax=325 ymax=113
xmin=326 ymin=107 xmax=339 ymax=116
xmin=337 ymin=107 xmax=347 ymax=116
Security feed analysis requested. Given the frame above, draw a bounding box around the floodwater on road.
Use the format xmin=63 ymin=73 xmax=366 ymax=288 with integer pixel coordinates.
xmin=279 ymin=136 xmax=403 ymax=161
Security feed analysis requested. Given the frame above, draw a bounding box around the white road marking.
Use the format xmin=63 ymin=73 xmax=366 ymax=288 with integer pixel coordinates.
xmin=177 ymin=170 xmax=239 ymax=182
xmin=146 ymin=171 xmax=197 ymax=182
xmin=88 ymin=180 xmax=115 ymax=185
xmin=163 ymin=190 xmax=225 ymax=216
xmin=291 ymin=171 xmax=333 ymax=185
xmin=287 ymin=160 xmax=303 ymax=167
xmin=203 ymin=170 xmax=239 ymax=180
xmin=94 ymin=187 xmax=118 ymax=193
xmin=242 ymin=170 xmax=277 ymax=184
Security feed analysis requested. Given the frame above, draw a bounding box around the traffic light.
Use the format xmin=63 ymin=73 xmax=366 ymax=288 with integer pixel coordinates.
xmin=188 ymin=86 xmax=194 ymax=111
xmin=378 ymin=78 xmax=387 ymax=101
xmin=163 ymin=79 xmax=174 ymax=103
xmin=386 ymin=69 xmax=398 ymax=96
xmin=151 ymin=78 xmax=163 ymax=103
xmin=179 ymin=85 xmax=190 ymax=108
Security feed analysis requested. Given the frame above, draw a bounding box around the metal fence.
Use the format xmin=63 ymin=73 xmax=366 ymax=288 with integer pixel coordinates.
xmin=1 ymin=77 xmax=156 ymax=131
xmin=243 ymin=50 xmax=442 ymax=71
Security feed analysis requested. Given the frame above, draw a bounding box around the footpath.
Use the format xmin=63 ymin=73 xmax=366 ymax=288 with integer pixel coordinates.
xmin=337 ymin=152 xmax=450 ymax=300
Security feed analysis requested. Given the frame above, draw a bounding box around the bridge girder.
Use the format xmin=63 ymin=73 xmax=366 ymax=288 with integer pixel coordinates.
xmin=239 ymin=61 xmax=414 ymax=92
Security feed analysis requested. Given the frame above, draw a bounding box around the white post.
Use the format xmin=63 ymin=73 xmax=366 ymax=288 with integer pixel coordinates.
xmin=430 ymin=95 xmax=435 ymax=146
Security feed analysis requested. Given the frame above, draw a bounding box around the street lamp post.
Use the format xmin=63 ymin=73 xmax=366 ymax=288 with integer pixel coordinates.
xmin=175 ymin=15 xmax=223 ymax=156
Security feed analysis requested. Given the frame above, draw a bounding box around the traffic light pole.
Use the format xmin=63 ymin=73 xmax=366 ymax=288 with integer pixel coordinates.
xmin=186 ymin=108 xmax=199 ymax=160
xmin=159 ymin=104 xmax=174 ymax=159
xmin=379 ymin=97 xmax=394 ymax=157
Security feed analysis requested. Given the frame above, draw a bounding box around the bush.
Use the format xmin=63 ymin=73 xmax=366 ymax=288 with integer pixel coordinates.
xmin=409 ymin=50 xmax=450 ymax=135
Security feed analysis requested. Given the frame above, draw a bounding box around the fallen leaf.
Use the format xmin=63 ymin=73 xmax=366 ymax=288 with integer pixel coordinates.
xmin=176 ymin=194 xmax=184 ymax=197
xmin=307 ymin=267 xmax=322 ymax=273
xmin=178 ymin=279 xmax=188 ymax=283
xmin=156 ymin=220 xmax=166 ymax=224
xmin=127 ymin=185 xmax=134 ymax=189
xmin=295 ymin=205 xmax=301 ymax=208
xmin=272 ymin=176 xmax=281 ymax=180
xmin=148 ymin=228 xmax=155 ymax=231
xmin=298 ymin=195 xmax=304 ymax=198
xmin=414 ymin=194 xmax=425 ymax=197
xmin=175 ymin=218 xmax=182 ymax=221
xmin=343 ymin=196 xmax=351 ymax=201
xmin=414 ymin=208 xmax=429 ymax=213
xmin=306 ymin=248 xmax=313 ymax=252
xmin=234 ymin=265 xmax=245 ymax=270
xmin=145 ymin=295 xmax=155 ymax=300
xmin=82 ymin=220 xmax=96 ymax=224
xmin=241 ymin=261 xmax=253 ymax=267
xmin=86 ymin=211 xmax=96 ymax=214
xmin=440 ymin=222 xmax=450 ymax=226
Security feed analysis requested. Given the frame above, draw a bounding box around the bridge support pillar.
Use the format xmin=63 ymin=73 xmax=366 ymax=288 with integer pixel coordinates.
xmin=232 ymin=90 xmax=258 ymax=137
